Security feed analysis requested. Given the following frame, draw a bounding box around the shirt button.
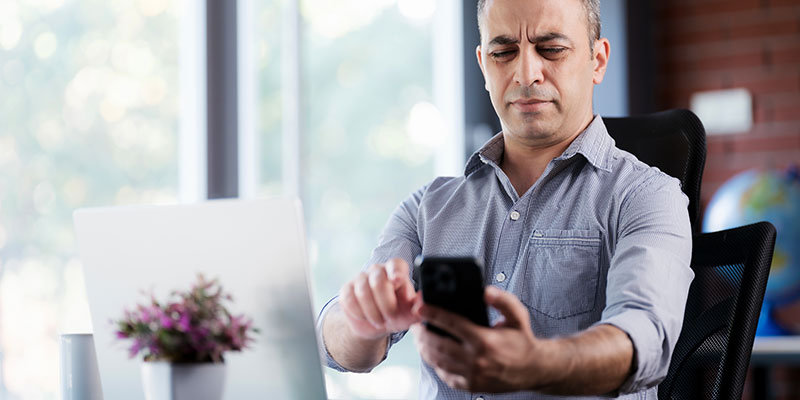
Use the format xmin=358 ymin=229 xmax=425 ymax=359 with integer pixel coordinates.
xmin=495 ymin=272 xmax=506 ymax=282
xmin=509 ymin=211 xmax=520 ymax=221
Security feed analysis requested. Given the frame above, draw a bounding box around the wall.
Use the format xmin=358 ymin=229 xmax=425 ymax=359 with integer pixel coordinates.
xmin=655 ymin=0 xmax=800 ymax=213
xmin=656 ymin=1 xmax=800 ymax=399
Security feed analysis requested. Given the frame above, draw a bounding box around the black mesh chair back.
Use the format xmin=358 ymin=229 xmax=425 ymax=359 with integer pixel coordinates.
xmin=604 ymin=109 xmax=706 ymax=232
xmin=658 ymin=221 xmax=776 ymax=400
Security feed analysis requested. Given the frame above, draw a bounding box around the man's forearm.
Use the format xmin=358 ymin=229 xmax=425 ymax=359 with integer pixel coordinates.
xmin=534 ymin=324 xmax=634 ymax=395
xmin=322 ymin=302 xmax=390 ymax=372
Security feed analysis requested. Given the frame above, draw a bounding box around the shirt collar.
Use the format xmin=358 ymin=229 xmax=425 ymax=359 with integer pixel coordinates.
xmin=464 ymin=115 xmax=614 ymax=176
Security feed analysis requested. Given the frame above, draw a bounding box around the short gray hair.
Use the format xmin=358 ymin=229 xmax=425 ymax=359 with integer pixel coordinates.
xmin=477 ymin=0 xmax=601 ymax=48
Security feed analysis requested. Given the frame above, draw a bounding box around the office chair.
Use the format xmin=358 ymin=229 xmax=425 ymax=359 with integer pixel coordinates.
xmin=658 ymin=221 xmax=776 ymax=400
xmin=604 ymin=109 xmax=706 ymax=232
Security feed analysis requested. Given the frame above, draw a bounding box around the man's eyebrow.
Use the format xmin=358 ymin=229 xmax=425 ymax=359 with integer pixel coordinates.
xmin=487 ymin=35 xmax=519 ymax=47
xmin=487 ymin=32 xmax=573 ymax=47
xmin=531 ymin=32 xmax=572 ymax=44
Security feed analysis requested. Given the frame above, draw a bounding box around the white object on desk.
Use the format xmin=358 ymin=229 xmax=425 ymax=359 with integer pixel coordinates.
xmin=59 ymin=333 xmax=103 ymax=400
xmin=74 ymin=198 xmax=328 ymax=399
xmin=751 ymin=336 xmax=800 ymax=358
xmin=141 ymin=362 xmax=226 ymax=400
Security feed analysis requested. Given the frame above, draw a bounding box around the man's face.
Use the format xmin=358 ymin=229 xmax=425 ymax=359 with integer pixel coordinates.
xmin=477 ymin=0 xmax=609 ymax=147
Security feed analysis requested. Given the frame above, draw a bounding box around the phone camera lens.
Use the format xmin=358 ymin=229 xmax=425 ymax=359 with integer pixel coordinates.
xmin=433 ymin=264 xmax=456 ymax=293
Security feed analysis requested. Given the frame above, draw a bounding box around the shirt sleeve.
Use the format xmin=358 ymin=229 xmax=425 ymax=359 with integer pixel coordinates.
xmin=316 ymin=184 xmax=427 ymax=372
xmin=594 ymin=173 xmax=694 ymax=394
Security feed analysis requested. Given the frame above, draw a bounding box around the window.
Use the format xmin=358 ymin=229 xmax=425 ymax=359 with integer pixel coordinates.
xmin=0 ymin=0 xmax=463 ymax=398
xmin=247 ymin=0 xmax=455 ymax=398
xmin=0 ymin=0 xmax=180 ymax=397
xmin=302 ymin=1 xmax=434 ymax=398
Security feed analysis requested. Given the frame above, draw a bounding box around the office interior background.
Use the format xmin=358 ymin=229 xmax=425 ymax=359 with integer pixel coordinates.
xmin=0 ymin=0 xmax=798 ymax=399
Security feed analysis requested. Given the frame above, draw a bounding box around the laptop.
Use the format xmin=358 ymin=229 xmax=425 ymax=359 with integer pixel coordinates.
xmin=73 ymin=198 xmax=328 ymax=399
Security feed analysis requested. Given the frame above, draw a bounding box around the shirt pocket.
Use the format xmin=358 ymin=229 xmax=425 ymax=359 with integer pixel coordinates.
xmin=521 ymin=229 xmax=602 ymax=319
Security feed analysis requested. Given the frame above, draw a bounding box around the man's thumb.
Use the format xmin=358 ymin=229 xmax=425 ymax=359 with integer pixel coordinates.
xmin=485 ymin=286 xmax=529 ymax=329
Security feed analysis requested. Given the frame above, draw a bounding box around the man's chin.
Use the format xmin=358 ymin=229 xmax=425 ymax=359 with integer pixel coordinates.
xmin=503 ymin=123 xmax=556 ymax=142
xmin=512 ymin=106 xmax=559 ymax=124
xmin=517 ymin=117 xmax=555 ymax=134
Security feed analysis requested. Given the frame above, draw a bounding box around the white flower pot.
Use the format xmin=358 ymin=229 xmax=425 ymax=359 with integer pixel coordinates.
xmin=141 ymin=361 xmax=226 ymax=400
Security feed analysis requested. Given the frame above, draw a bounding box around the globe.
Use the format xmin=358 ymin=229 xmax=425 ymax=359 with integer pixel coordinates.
xmin=703 ymin=166 xmax=800 ymax=335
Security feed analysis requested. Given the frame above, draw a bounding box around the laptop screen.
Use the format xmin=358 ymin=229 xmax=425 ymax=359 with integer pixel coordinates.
xmin=74 ymin=198 xmax=327 ymax=399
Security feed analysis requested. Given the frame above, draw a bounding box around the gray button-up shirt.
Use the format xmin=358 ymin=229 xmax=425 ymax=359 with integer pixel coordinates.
xmin=318 ymin=116 xmax=694 ymax=399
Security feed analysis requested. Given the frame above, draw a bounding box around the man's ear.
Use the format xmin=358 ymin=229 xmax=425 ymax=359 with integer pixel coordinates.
xmin=476 ymin=45 xmax=489 ymax=91
xmin=592 ymin=38 xmax=610 ymax=85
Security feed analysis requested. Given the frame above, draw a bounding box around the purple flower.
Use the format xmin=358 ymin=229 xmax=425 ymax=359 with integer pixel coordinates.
xmin=178 ymin=312 xmax=191 ymax=331
xmin=113 ymin=275 xmax=258 ymax=362
xmin=138 ymin=306 xmax=151 ymax=323
xmin=159 ymin=314 xmax=174 ymax=329
xmin=129 ymin=339 xmax=143 ymax=358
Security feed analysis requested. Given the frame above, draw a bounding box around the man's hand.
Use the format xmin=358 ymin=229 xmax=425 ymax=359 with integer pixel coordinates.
xmin=338 ymin=258 xmax=422 ymax=340
xmin=413 ymin=285 xmax=634 ymax=395
xmin=412 ymin=285 xmax=555 ymax=393
xmin=323 ymin=258 xmax=423 ymax=372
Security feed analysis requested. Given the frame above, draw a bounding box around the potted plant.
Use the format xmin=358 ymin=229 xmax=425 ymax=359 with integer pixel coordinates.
xmin=114 ymin=275 xmax=257 ymax=400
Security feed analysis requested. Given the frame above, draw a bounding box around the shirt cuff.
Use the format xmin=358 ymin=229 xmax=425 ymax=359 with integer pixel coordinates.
xmin=316 ymin=296 xmax=407 ymax=373
xmin=594 ymin=310 xmax=668 ymax=394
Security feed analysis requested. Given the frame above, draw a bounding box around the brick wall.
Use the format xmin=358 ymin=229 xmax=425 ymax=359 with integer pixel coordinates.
xmin=655 ymin=1 xmax=800 ymax=399
xmin=655 ymin=0 xmax=800 ymax=213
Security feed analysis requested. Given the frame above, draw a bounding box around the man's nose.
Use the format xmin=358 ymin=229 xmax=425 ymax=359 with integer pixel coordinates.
xmin=514 ymin=47 xmax=544 ymax=87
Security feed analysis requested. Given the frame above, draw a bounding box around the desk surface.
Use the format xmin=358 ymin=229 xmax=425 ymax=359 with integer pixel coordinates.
xmin=750 ymin=336 xmax=800 ymax=365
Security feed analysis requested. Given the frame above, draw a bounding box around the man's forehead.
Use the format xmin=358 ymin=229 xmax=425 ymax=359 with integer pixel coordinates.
xmin=481 ymin=0 xmax=585 ymax=43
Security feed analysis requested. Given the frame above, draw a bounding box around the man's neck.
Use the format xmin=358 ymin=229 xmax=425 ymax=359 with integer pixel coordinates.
xmin=500 ymin=117 xmax=594 ymax=197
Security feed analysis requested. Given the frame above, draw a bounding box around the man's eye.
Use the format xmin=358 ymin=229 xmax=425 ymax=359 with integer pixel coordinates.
xmin=539 ymin=47 xmax=567 ymax=56
xmin=490 ymin=50 xmax=516 ymax=59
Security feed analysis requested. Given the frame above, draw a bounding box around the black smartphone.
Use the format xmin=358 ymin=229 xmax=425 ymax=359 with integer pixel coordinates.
xmin=416 ymin=256 xmax=490 ymax=340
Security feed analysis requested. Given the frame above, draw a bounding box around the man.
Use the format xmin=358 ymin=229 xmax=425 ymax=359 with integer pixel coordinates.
xmin=317 ymin=0 xmax=694 ymax=398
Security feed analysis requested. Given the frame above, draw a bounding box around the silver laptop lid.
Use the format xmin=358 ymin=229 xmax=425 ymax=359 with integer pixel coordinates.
xmin=74 ymin=198 xmax=327 ymax=399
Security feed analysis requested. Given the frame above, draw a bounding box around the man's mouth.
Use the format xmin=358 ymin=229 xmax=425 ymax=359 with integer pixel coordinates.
xmin=510 ymin=99 xmax=551 ymax=112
